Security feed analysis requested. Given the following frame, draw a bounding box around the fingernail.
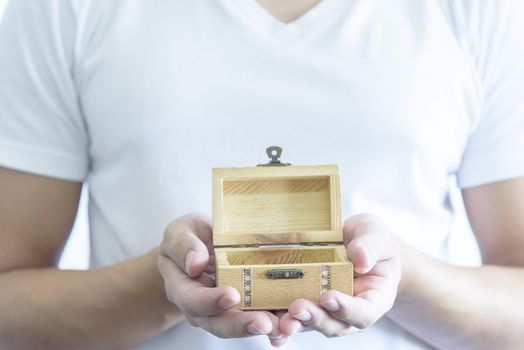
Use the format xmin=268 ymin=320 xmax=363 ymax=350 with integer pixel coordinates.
xmin=185 ymin=250 xmax=195 ymax=271
xmin=268 ymin=334 xmax=283 ymax=339
xmin=247 ymin=323 xmax=267 ymax=335
xmin=293 ymin=311 xmax=312 ymax=322
xmin=270 ymin=335 xmax=288 ymax=347
xmin=323 ymin=299 xmax=340 ymax=312
xmin=218 ymin=296 xmax=237 ymax=309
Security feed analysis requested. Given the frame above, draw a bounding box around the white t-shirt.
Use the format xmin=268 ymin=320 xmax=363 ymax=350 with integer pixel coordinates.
xmin=1 ymin=0 xmax=524 ymax=349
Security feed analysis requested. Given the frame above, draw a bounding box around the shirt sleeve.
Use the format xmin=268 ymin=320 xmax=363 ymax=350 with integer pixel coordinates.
xmin=0 ymin=0 xmax=88 ymax=182
xmin=456 ymin=0 xmax=524 ymax=188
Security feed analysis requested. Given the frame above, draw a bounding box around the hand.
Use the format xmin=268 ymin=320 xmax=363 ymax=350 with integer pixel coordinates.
xmin=279 ymin=214 xmax=402 ymax=338
xmin=157 ymin=214 xmax=286 ymax=346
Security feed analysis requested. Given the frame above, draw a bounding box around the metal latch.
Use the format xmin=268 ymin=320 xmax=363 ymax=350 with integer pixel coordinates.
xmin=265 ymin=269 xmax=305 ymax=279
xmin=257 ymin=146 xmax=291 ymax=167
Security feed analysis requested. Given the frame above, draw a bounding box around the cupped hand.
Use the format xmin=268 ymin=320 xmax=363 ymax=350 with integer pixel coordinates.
xmin=157 ymin=214 xmax=286 ymax=346
xmin=279 ymin=214 xmax=402 ymax=338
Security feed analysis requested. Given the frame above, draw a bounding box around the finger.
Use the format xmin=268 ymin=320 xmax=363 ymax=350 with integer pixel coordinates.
xmin=353 ymin=272 xmax=391 ymax=295
xmin=320 ymin=290 xmax=387 ymax=330
xmin=204 ymin=256 xmax=216 ymax=274
xmin=194 ymin=310 xmax=275 ymax=339
xmin=267 ymin=311 xmax=287 ymax=347
xmin=279 ymin=312 xmax=303 ymax=336
xmin=274 ymin=310 xmax=287 ymax=319
xmin=288 ymin=299 xmax=359 ymax=338
xmin=270 ymin=335 xmax=288 ymax=347
xmin=353 ymin=260 xmax=402 ymax=296
xmin=157 ymin=255 xmax=240 ymax=316
xmin=343 ymin=214 xmax=397 ymax=274
xmin=161 ymin=213 xmax=213 ymax=277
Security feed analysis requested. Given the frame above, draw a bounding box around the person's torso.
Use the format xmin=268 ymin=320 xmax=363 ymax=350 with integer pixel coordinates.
xmin=74 ymin=0 xmax=480 ymax=348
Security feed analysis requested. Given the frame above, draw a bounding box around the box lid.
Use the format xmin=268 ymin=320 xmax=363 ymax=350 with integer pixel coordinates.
xmin=212 ymin=149 xmax=342 ymax=247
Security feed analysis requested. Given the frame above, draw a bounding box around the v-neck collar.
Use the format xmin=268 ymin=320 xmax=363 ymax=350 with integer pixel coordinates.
xmin=224 ymin=0 xmax=352 ymax=43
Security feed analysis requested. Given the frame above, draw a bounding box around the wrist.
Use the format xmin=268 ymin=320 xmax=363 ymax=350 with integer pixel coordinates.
xmin=395 ymin=241 xmax=453 ymax=301
xmin=143 ymin=247 xmax=177 ymax=307
xmin=396 ymin=240 xmax=425 ymax=297
xmin=119 ymin=248 xmax=184 ymax=326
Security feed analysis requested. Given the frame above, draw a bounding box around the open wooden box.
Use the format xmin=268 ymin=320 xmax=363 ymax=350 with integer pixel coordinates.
xmin=213 ymin=150 xmax=353 ymax=310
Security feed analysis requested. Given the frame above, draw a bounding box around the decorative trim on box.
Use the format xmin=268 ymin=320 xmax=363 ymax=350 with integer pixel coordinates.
xmin=243 ymin=268 xmax=253 ymax=308
xmin=320 ymin=265 xmax=331 ymax=294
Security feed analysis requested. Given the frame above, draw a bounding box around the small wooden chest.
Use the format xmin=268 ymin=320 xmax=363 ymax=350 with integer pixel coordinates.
xmin=213 ymin=147 xmax=353 ymax=310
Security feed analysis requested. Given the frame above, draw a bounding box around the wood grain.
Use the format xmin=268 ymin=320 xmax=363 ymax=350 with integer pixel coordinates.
xmin=223 ymin=178 xmax=329 ymax=195
xmin=213 ymin=231 xmax=342 ymax=246
xmin=216 ymin=245 xmax=353 ymax=310
xmin=212 ymin=165 xmax=342 ymax=246
xmin=212 ymin=163 xmax=352 ymax=309
xmin=223 ymin=189 xmax=331 ymax=233
xmin=250 ymin=264 xmax=323 ymax=309
xmin=330 ymin=264 xmax=354 ymax=294
xmin=215 ymin=245 xmax=348 ymax=264
xmin=226 ymin=247 xmax=338 ymax=265
xmin=215 ymin=267 xmax=245 ymax=305
xmin=213 ymin=165 xmax=339 ymax=180
xmin=330 ymin=174 xmax=342 ymax=233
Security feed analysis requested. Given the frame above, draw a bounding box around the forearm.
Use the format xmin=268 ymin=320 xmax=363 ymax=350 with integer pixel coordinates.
xmin=0 ymin=248 xmax=183 ymax=350
xmin=389 ymin=247 xmax=524 ymax=350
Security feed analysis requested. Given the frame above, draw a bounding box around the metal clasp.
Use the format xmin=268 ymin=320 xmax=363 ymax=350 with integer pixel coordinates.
xmin=265 ymin=269 xmax=304 ymax=279
xmin=257 ymin=146 xmax=291 ymax=167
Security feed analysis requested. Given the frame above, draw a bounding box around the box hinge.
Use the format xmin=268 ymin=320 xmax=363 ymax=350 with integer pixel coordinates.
xmin=236 ymin=244 xmax=260 ymax=248
xmin=300 ymin=242 xmax=329 ymax=246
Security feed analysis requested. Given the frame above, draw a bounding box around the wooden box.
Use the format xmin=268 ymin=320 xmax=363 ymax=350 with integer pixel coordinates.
xmin=213 ymin=148 xmax=353 ymax=310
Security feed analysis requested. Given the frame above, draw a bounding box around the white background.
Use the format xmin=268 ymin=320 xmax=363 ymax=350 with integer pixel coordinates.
xmin=0 ymin=0 xmax=480 ymax=270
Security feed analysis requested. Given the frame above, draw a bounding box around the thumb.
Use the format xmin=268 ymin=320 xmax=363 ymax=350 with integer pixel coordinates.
xmin=161 ymin=213 xmax=213 ymax=278
xmin=344 ymin=214 xmax=394 ymax=274
xmin=346 ymin=240 xmax=375 ymax=274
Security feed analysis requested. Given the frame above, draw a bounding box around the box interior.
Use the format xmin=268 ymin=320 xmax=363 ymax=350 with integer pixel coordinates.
xmin=221 ymin=176 xmax=332 ymax=235
xmin=217 ymin=245 xmax=348 ymax=266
